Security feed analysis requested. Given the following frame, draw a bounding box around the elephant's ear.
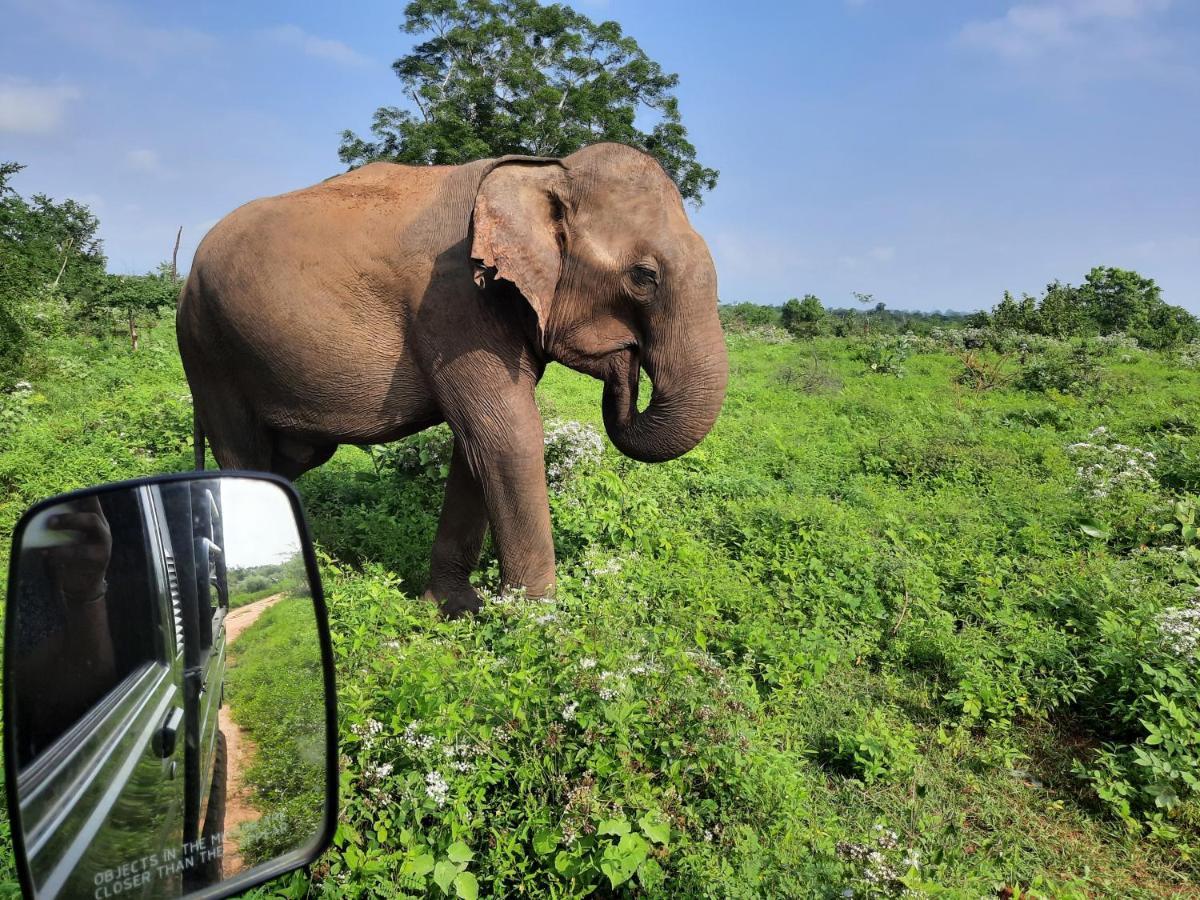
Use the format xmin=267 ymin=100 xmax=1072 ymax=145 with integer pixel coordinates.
xmin=470 ymin=159 xmax=567 ymax=340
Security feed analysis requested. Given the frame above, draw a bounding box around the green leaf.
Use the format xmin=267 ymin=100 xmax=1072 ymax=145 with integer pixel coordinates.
xmin=433 ymin=860 xmax=459 ymax=895
xmin=638 ymin=811 xmax=670 ymax=845
xmin=554 ymin=850 xmax=580 ymax=877
xmin=533 ymin=827 xmax=561 ymax=855
xmin=446 ymin=841 xmax=474 ymax=864
xmin=600 ymin=833 xmax=650 ymax=888
xmin=404 ymin=852 xmax=435 ymax=878
xmin=1079 ymin=519 xmax=1109 ymax=539
xmin=637 ymin=856 xmax=665 ymax=889
xmin=597 ymin=818 xmax=631 ymax=836
xmin=454 ymin=871 xmax=478 ymax=900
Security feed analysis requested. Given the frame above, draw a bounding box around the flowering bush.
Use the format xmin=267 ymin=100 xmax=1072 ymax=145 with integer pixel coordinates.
xmin=543 ymin=419 xmax=604 ymax=490
xmin=1178 ymin=342 xmax=1200 ymax=370
xmin=363 ymin=419 xmax=603 ymax=492
xmin=854 ymin=334 xmax=912 ymax=377
xmin=1067 ymin=427 xmax=1157 ymax=499
xmin=325 ymin=558 xmax=810 ymax=897
xmin=724 ymin=323 xmax=794 ymax=345
xmin=1157 ymin=593 xmax=1200 ymax=659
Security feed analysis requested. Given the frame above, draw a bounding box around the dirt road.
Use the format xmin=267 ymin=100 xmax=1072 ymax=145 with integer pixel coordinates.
xmin=219 ymin=593 xmax=283 ymax=875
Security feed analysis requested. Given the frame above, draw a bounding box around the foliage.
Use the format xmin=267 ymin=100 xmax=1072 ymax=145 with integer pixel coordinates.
xmin=780 ymin=294 xmax=825 ymax=338
xmin=978 ymin=268 xmax=1198 ymax=350
xmin=1016 ymin=343 xmax=1103 ymax=395
xmin=339 ymin=0 xmax=717 ymax=204
xmin=224 ymin=598 xmax=328 ymax=864
xmin=0 ymin=161 xmax=106 ymax=378
xmin=4 ymin=324 xmax=1200 ymax=895
xmin=854 ymin=334 xmax=912 ymax=377
xmin=228 ymin=553 xmax=311 ymax=608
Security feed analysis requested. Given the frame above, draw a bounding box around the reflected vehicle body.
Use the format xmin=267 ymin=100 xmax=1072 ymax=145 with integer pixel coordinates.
xmin=10 ymin=483 xmax=231 ymax=897
xmin=5 ymin=472 xmax=337 ymax=900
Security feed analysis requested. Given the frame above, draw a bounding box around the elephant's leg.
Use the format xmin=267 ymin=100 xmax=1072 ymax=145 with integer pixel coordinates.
xmin=424 ymin=440 xmax=489 ymax=617
xmin=195 ymin=387 xmax=274 ymax=472
xmin=456 ymin=406 xmax=556 ymax=602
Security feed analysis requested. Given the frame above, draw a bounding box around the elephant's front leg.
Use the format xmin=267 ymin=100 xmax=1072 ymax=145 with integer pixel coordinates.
xmin=445 ymin=391 xmax=556 ymax=607
xmin=424 ymin=439 xmax=489 ymax=617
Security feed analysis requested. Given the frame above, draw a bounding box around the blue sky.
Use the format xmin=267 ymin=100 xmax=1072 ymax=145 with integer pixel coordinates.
xmin=2 ymin=0 xmax=1197 ymax=312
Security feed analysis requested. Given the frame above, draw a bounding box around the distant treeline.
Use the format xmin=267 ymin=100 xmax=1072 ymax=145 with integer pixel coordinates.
xmin=723 ymin=267 xmax=1198 ymax=349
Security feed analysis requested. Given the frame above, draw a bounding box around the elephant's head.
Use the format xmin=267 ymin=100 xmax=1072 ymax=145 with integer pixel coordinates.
xmin=470 ymin=143 xmax=728 ymax=463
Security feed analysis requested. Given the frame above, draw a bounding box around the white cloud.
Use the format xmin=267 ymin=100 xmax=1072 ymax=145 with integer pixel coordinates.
xmin=264 ymin=25 xmax=371 ymax=67
xmin=957 ymin=0 xmax=1179 ymax=74
xmin=11 ymin=0 xmax=214 ymax=71
xmin=126 ymin=148 xmax=165 ymax=176
xmin=0 ymin=79 xmax=81 ymax=134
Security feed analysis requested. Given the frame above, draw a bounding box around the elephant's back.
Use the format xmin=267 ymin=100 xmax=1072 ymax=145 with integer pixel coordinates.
xmin=180 ymin=166 xmax=459 ymax=441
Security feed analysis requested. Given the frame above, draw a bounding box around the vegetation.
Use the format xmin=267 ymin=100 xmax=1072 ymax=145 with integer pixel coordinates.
xmin=337 ymin=0 xmax=718 ymax=203
xmin=973 ymin=267 xmax=1198 ymax=350
xmin=224 ymin=597 xmax=327 ymax=865
xmin=2 ymin=171 xmax=1200 ymax=896
xmin=0 ymin=161 xmax=179 ymax=377
xmin=228 ymin=553 xmax=312 ymax=608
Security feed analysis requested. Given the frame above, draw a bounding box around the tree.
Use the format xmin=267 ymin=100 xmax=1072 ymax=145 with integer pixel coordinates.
xmin=339 ymin=0 xmax=718 ymax=204
xmin=1 ymin=161 xmax=107 ymax=375
xmin=98 ymin=269 xmax=180 ymax=350
xmin=781 ymin=294 xmax=825 ymax=338
xmin=718 ymin=302 xmax=779 ymax=330
xmin=983 ymin=266 xmax=1196 ymax=348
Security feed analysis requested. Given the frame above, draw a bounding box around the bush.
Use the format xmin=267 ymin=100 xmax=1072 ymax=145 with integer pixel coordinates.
xmin=816 ymin=707 xmax=919 ymax=784
xmin=1017 ymin=344 xmax=1103 ymax=394
xmin=854 ymin=334 xmax=912 ymax=377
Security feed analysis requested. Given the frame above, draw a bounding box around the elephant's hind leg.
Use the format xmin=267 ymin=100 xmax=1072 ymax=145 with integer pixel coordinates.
xmin=194 ymin=388 xmax=275 ymax=474
xmin=424 ymin=438 xmax=488 ymax=617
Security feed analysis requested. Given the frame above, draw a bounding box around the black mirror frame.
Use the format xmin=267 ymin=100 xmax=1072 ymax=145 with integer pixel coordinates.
xmin=3 ymin=470 xmax=339 ymax=900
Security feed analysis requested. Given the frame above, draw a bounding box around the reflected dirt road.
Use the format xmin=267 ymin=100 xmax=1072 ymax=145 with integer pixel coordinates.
xmin=219 ymin=594 xmax=283 ymax=875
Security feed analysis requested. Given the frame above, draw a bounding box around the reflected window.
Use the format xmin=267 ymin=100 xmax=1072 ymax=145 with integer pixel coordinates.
xmin=12 ymin=490 xmax=166 ymax=768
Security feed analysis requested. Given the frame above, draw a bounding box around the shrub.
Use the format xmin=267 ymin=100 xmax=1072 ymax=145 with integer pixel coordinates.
xmin=1017 ymin=343 xmax=1102 ymax=394
xmin=854 ymin=334 xmax=911 ymax=377
xmin=816 ymin=708 xmax=919 ymax=784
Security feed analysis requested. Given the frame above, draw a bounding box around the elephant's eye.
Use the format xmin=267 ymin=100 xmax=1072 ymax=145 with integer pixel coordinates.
xmin=630 ymin=264 xmax=659 ymax=289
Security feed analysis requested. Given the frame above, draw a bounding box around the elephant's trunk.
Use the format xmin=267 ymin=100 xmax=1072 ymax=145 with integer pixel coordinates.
xmin=602 ymin=328 xmax=728 ymax=464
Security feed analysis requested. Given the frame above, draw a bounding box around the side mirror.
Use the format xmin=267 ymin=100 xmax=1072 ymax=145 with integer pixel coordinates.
xmin=4 ymin=473 xmax=337 ymax=899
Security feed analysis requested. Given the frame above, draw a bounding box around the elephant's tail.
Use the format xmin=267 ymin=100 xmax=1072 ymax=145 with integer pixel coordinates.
xmin=193 ymin=410 xmax=206 ymax=470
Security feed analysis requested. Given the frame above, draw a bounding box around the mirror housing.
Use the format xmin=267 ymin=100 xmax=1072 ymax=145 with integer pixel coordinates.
xmin=4 ymin=472 xmax=338 ymax=900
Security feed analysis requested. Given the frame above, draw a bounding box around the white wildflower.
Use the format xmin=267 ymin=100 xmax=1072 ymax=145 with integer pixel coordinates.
xmin=543 ymin=420 xmax=604 ymax=489
xmin=402 ymin=721 xmax=435 ymax=751
xmin=561 ymin=701 xmax=578 ymax=721
xmin=579 ymin=658 xmax=597 ymax=670
xmin=1158 ymin=599 xmax=1200 ymax=658
xmin=425 ymin=770 xmax=449 ymax=807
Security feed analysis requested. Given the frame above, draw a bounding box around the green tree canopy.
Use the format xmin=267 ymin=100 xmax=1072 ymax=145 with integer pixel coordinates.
xmin=1 ymin=161 xmax=107 ymax=374
xmin=1 ymin=161 xmax=106 ymax=306
xmin=338 ymin=0 xmax=718 ymax=204
xmin=981 ymin=266 xmax=1197 ymax=349
xmin=781 ymin=294 xmax=825 ymax=337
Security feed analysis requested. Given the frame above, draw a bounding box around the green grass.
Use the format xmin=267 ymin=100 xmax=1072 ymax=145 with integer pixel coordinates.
xmin=223 ymin=596 xmax=327 ymax=866
xmin=2 ymin=325 xmax=1199 ymax=897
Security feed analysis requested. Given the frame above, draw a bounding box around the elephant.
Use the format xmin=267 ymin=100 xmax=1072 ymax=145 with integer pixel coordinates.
xmin=176 ymin=143 xmax=728 ymax=615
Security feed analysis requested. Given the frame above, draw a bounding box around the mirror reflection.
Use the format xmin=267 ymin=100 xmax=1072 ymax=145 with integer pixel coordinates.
xmin=7 ymin=476 xmax=328 ymax=899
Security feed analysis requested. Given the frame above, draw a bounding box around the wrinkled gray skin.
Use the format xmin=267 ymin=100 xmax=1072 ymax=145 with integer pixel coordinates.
xmin=177 ymin=143 xmax=728 ymax=615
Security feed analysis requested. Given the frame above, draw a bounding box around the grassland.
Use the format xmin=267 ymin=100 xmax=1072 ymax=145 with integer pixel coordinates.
xmin=2 ymin=323 xmax=1198 ymax=897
